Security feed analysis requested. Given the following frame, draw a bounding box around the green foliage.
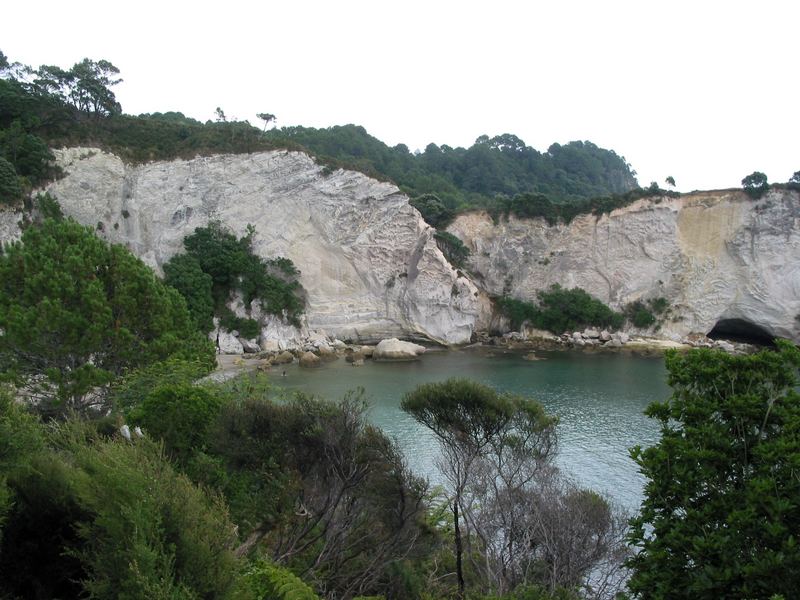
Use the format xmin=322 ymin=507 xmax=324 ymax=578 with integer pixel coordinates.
xmin=111 ymin=357 xmax=212 ymax=416
xmin=434 ymin=230 xmax=470 ymax=268
xmin=497 ymin=285 xmax=624 ymax=333
xmin=487 ymin=185 xmax=674 ymax=226
xmin=266 ymin=127 xmax=638 ymax=213
xmin=0 ymin=218 xmax=215 ymax=417
xmin=35 ymin=58 xmax=122 ymax=117
xmin=238 ymin=560 xmax=320 ymax=599
xmin=624 ymin=297 xmax=669 ymax=329
xmin=163 ymin=253 xmax=215 ymax=333
xmin=627 ymin=341 xmax=800 ymax=598
xmin=165 ymin=221 xmax=304 ymax=332
xmin=129 ymin=383 xmax=224 ymax=462
xmin=0 ymin=419 xmax=239 ymax=599
xmin=410 ymin=193 xmax=455 ymax=228
xmin=742 ymin=170 xmax=769 ymax=198
xmin=0 ymin=156 xmax=21 ymax=204
xmin=0 ymin=389 xmax=45 ymax=543
xmin=402 ymin=379 xmax=560 ymax=597
xmin=219 ymin=307 xmax=261 ymax=339
xmin=207 ymin=384 xmax=429 ymax=599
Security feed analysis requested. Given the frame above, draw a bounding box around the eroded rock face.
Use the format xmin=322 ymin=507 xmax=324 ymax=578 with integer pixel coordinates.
xmin=448 ymin=190 xmax=800 ymax=342
xmin=42 ymin=148 xmax=482 ymax=345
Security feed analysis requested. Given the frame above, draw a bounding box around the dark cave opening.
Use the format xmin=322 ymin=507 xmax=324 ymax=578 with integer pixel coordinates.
xmin=707 ymin=318 xmax=776 ymax=347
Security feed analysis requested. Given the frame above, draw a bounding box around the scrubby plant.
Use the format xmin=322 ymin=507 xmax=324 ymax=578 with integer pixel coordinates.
xmin=497 ymin=285 xmax=624 ymax=333
xmin=434 ymin=230 xmax=470 ymax=268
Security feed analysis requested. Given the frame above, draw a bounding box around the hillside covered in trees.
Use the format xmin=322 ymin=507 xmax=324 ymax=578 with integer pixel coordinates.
xmin=0 ymin=49 xmax=639 ymax=223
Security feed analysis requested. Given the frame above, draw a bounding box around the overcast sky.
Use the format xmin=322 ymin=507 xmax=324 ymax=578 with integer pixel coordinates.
xmin=3 ymin=0 xmax=798 ymax=191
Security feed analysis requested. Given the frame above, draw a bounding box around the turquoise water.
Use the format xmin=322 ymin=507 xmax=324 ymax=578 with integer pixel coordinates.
xmin=272 ymin=348 xmax=669 ymax=511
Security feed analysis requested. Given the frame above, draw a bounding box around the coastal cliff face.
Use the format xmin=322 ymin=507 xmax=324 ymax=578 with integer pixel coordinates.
xmin=4 ymin=148 xmax=796 ymax=346
xmin=448 ymin=190 xmax=800 ymax=342
xmin=41 ymin=148 xmax=483 ymax=345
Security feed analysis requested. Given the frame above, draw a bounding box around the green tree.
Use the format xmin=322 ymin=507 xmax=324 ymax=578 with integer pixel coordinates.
xmin=627 ymin=341 xmax=800 ymax=599
xmin=402 ymin=379 xmax=557 ymax=598
xmin=741 ymin=171 xmax=769 ymax=198
xmin=0 ymin=219 xmax=215 ymax=417
xmin=0 ymin=156 xmax=21 ymax=204
xmin=665 ymin=176 xmax=676 ymax=188
xmin=256 ymin=112 xmax=276 ymax=134
xmin=35 ymin=58 xmax=122 ymax=116
xmin=163 ymin=253 xmax=215 ymax=333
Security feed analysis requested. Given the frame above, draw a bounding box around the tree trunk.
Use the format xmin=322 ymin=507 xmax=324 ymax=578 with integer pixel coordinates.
xmin=454 ymin=498 xmax=465 ymax=600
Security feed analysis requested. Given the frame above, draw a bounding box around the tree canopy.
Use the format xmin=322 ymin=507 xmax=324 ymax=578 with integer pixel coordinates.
xmin=627 ymin=341 xmax=800 ymax=598
xmin=741 ymin=171 xmax=769 ymax=198
xmin=0 ymin=218 xmax=215 ymax=417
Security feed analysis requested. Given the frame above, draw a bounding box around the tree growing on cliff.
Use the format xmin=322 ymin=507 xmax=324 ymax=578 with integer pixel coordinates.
xmin=0 ymin=218 xmax=215 ymax=418
xmin=627 ymin=341 xmax=800 ymax=598
xmin=741 ymin=171 xmax=769 ymax=198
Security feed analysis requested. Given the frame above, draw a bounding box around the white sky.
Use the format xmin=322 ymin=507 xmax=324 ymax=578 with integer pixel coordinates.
xmin=3 ymin=0 xmax=798 ymax=192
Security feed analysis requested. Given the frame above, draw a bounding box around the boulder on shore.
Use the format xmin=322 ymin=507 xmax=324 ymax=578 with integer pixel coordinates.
xmin=373 ymin=338 xmax=427 ymax=361
xmin=272 ymin=351 xmax=294 ymax=365
xmin=240 ymin=338 xmax=261 ymax=354
xmin=299 ymin=351 xmax=322 ymax=368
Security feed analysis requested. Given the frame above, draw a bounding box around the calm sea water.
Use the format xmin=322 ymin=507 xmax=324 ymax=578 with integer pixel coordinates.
xmin=271 ymin=348 xmax=669 ymax=511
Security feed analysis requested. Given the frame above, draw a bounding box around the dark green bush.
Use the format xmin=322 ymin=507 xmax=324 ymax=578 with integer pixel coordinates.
xmin=129 ymin=383 xmax=224 ymax=462
xmin=163 ymin=221 xmax=304 ymax=333
xmin=434 ymin=230 xmax=470 ymax=268
xmin=497 ymin=285 xmax=624 ymax=333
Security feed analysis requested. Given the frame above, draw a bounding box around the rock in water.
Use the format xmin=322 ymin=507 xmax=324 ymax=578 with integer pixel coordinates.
xmin=299 ymin=351 xmax=322 ymax=368
xmin=373 ymin=338 xmax=427 ymax=360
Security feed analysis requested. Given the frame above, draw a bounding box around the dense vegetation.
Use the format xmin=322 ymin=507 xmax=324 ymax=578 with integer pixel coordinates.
xmin=497 ymin=285 xmax=625 ymax=333
xmin=0 ymin=217 xmax=214 ymax=418
xmin=263 ymin=126 xmax=639 ymax=211
xmin=496 ymin=286 xmax=672 ymax=334
xmin=628 ymin=341 xmax=800 ymax=599
xmin=1 ymin=50 xmax=649 ymax=228
xmin=163 ymin=222 xmax=304 ymax=335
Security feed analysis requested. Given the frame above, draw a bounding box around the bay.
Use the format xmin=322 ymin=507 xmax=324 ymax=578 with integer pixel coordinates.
xmin=271 ymin=348 xmax=669 ymax=511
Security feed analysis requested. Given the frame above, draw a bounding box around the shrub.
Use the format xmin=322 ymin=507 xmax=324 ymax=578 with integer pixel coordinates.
xmin=434 ymin=230 xmax=470 ymax=268
xmin=0 ymin=421 xmax=239 ymax=599
xmin=164 ymin=222 xmax=305 ymax=331
xmin=129 ymin=383 xmax=223 ymax=462
xmin=497 ymin=285 xmax=624 ymax=333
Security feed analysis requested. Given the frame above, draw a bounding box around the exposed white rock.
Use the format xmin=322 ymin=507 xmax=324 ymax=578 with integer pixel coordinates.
xmin=210 ymin=326 xmax=244 ymax=355
xmin=239 ymin=338 xmax=261 ymax=354
xmin=373 ymin=338 xmax=427 ymax=360
xmin=449 ymin=190 xmax=800 ymax=343
xmin=42 ymin=148 xmax=482 ymax=345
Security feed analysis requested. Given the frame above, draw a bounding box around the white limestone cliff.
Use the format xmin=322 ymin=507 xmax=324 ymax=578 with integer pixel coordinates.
xmin=448 ymin=190 xmax=800 ymax=342
xmin=41 ymin=148 xmax=482 ymax=345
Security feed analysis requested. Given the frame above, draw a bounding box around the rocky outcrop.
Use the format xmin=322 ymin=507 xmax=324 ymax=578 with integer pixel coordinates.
xmin=41 ymin=148 xmax=483 ymax=345
xmin=449 ymin=190 xmax=800 ymax=342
